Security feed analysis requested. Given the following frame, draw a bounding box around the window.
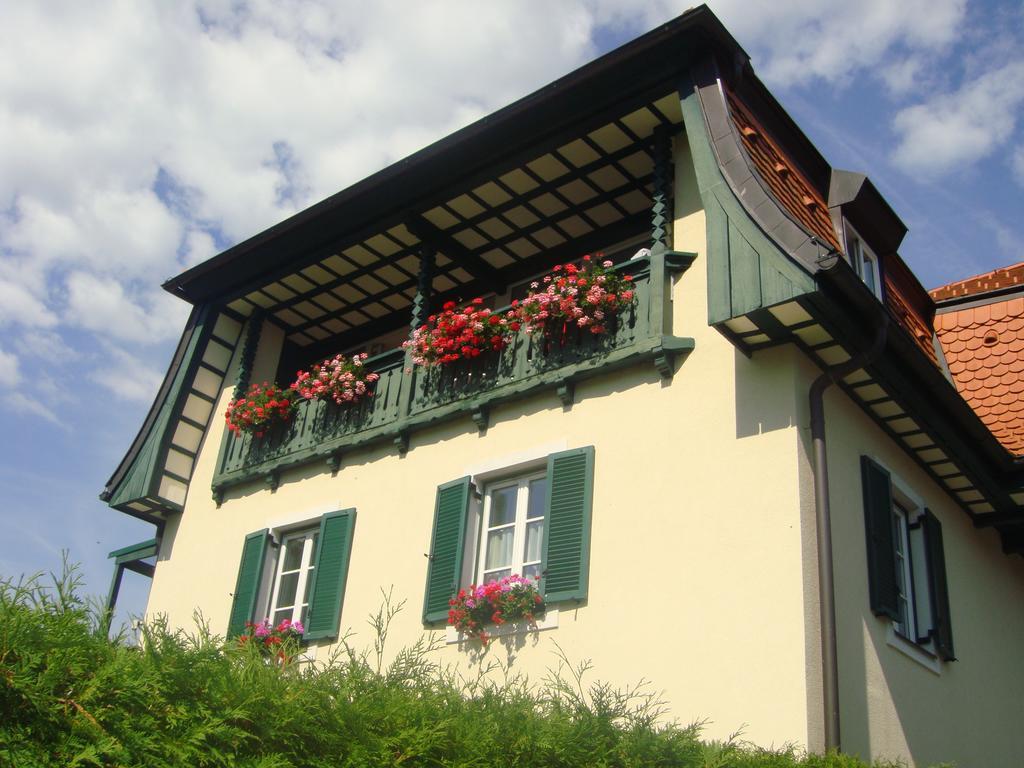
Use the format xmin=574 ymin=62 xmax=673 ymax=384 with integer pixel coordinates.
xmin=422 ymin=447 xmax=594 ymax=625
xmin=844 ymin=222 xmax=881 ymax=299
xmin=268 ymin=528 xmax=319 ymax=627
xmin=227 ymin=509 xmax=356 ymax=641
xmin=861 ymin=457 xmax=954 ymax=662
xmin=477 ymin=473 xmax=547 ymax=583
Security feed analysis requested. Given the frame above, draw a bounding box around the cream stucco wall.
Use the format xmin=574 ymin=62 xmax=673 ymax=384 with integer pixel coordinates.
xmin=806 ymin=355 xmax=1024 ymax=767
xmin=145 ymin=134 xmax=816 ymax=749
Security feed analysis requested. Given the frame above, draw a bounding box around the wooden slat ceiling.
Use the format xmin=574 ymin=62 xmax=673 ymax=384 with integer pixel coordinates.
xmin=224 ymin=94 xmax=683 ymax=349
xmin=723 ymin=301 xmax=1002 ymax=521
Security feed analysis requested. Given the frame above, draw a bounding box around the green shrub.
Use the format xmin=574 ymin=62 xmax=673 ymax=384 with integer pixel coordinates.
xmin=0 ymin=564 xmax=922 ymax=767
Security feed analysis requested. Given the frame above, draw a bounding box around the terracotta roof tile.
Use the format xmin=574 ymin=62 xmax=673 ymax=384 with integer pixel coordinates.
xmin=725 ymin=91 xmax=841 ymax=251
xmin=930 ymin=262 xmax=1024 ymax=301
xmin=726 ymin=88 xmax=940 ymax=367
xmin=935 ymin=299 xmax=1024 ymax=455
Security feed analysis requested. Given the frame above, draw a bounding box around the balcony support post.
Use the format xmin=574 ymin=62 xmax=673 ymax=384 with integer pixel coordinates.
xmin=650 ymin=125 xmax=673 ymax=255
xmin=233 ymin=310 xmax=265 ymax=399
xmin=410 ymin=242 xmax=436 ymax=333
xmin=398 ymin=242 xmax=436 ymax=426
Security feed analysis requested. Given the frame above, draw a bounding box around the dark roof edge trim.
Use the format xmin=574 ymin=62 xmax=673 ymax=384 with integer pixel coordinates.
xmin=101 ymin=305 xmax=202 ymax=500
xmin=689 ymin=57 xmax=829 ymax=275
xmin=161 ymin=5 xmax=744 ymax=302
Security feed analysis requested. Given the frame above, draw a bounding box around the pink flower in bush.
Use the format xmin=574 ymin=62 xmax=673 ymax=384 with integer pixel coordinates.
xmin=292 ymin=352 xmax=380 ymax=406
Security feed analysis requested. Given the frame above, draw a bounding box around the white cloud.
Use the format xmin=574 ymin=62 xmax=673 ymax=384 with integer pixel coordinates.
xmin=3 ymin=391 xmax=64 ymax=428
xmin=0 ymin=278 xmax=58 ymax=328
xmin=703 ymin=0 xmax=966 ymax=89
xmin=89 ymin=344 xmax=165 ymax=404
xmin=63 ymin=273 xmax=189 ymax=345
xmin=0 ymin=347 xmax=19 ymax=387
xmin=13 ymin=330 xmax=79 ymax=362
xmin=891 ymin=61 xmax=1024 ymax=175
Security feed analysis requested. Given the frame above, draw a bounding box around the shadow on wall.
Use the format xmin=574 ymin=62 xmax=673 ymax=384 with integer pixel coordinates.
xmin=734 ymin=347 xmax=798 ymax=439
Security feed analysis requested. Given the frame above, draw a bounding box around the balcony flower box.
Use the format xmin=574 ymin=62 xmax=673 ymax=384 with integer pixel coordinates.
xmin=404 ymin=298 xmax=517 ymax=368
xmin=225 ymin=382 xmax=297 ymax=438
xmin=516 ymin=255 xmax=634 ymax=343
xmin=292 ymin=352 xmax=381 ymax=406
xmin=447 ymin=574 xmax=545 ymax=646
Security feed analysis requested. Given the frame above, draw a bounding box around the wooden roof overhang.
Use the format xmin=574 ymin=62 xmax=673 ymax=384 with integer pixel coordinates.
xmin=681 ymin=52 xmax=1024 ymax=555
xmin=159 ymin=7 xmax=746 ymax=360
xmin=103 ymin=6 xmax=746 ymax=521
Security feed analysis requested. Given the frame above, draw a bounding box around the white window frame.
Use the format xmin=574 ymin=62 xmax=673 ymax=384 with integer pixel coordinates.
xmin=475 ymin=470 xmax=547 ymax=585
xmin=265 ymin=526 xmax=318 ymax=628
xmin=880 ymin=467 xmax=943 ymax=672
xmin=891 ymin=502 xmax=917 ymax=641
xmin=844 ymin=220 xmax=881 ymax=299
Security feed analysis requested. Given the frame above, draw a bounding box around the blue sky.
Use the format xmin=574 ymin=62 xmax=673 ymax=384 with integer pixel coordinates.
xmin=1 ymin=0 xmax=1022 ymax=629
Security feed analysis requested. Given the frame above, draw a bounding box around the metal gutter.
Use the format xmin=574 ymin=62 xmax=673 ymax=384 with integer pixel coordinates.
xmin=807 ymin=259 xmax=889 ymax=751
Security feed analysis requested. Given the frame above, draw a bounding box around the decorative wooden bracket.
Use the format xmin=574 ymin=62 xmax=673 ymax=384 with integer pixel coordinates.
xmin=324 ymin=450 xmax=343 ymax=473
xmin=471 ymin=406 xmax=489 ymax=433
xmin=556 ymin=381 xmax=574 ymax=407
xmin=212 ymin=485 xmax=224 ymax=507
xmin=394 ymin=431 xmax=410 ymax=455
xmin=263 ymin=471 xmax=280 ymax=492
xmin=653 ymin=336 xmax=696 ymax=379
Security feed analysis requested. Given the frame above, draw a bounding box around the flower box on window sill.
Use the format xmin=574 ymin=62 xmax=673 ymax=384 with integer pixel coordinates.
xmin=445 ymin=607 xmax=559 ymax=645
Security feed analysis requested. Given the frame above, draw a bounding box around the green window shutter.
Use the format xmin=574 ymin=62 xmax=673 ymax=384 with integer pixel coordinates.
xmin=227 ymin=529 xmax=269 ymax=638
xmin=423 ymin=477 xmax=471 ymax=625
xmin=541 ymin=446 xmax=595 ymax=604
xmin=921 ymin=509 xmax=955 ymax=661
xmin=860 ymin=456 xmax=900 ymax=621
xmin=304 ymin=509 xmax=357 ymax=641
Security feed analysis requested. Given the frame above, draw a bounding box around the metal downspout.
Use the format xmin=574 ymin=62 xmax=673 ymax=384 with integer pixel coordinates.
xmin=809 ymin=315 xmax=888 ymax=752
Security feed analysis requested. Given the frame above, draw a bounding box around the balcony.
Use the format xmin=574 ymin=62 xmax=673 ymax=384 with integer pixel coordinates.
xmin=211 ymin=251 xmax=694 ymax=496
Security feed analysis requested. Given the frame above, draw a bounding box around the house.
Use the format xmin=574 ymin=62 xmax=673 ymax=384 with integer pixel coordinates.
xmin=100 ymin=6 xmax=1024 ymax=766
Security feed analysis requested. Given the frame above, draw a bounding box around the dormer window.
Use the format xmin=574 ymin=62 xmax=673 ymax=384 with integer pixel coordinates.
xmin=844 ymin=221 xmax=881 ymax=298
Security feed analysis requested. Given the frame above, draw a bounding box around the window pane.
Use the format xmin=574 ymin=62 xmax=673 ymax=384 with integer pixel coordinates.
xmin=483 ymin=567 xmax=512 ymax=582
xmin=524 ymin=519 xmax=544 ymax=563
xmin=862 ymin=254 xmax=877 ymax=294
xmin=282 ymin=539 xmax=305 ymax=572
xmin=485 ymin=527 xmax=514 ymax=571
xmin=273 ymin=608 xmax=293 ymax=626
xmin=527 ymin=478 xmax=547 ymax=520
xmin=302 ymin=571 xmax=313 ymax=603
xmin=308 ymin=533 xmax=319 ymax=564
xmin=522 ymin=563 xmax=542 ymax=581
xmin=490 ymin=486 xmax=517 ymax=526
xmin=275 ymin=572 xmax=299 ymax=610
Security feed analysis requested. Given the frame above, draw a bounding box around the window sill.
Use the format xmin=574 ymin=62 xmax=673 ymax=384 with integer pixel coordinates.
xmin=886 ymin=624 xmax=941 ymax=675
xmin=445 ymin=607 xmax=559 ymax=645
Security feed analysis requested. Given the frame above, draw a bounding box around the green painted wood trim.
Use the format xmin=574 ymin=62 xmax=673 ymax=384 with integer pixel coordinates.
xmin=108 ymin=538 xmax=158 ymax=565
xmin=677 ymin=78 xmax=814 ymax=325
xmin=423 ymin=477 xmax=471 ymax=625
xmin=921 ymin=509 xmax=955 ymax=661
xmin=211 ymin=260 xmax=695 ymax=494
xmin=227 ymin=529 xmax=269 ymax=638
xmin=541 ymin=446 xmax=594 ymax=604
xmin=106 ymin=304 xmax=227 ymax=513
xmin=860 ymin=456 xmax=901 ymax=622
xmin=212 ymin=334 xmax=692 ymax=492
xmin=304 ymin=509 xmax=357 ymax=641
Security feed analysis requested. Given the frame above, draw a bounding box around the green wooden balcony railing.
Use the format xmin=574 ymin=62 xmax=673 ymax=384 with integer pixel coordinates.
xmin=212 ymin=251 xmax=695 ymax=498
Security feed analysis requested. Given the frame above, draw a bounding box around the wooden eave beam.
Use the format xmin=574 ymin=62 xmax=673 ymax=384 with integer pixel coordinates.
xmin=974 ymin=510 xmax=1024 ymax=529
xmin=290 ymin=212 xmax=648 ymax=361
xmin=406 ymin=215 xmax=506 ymax=294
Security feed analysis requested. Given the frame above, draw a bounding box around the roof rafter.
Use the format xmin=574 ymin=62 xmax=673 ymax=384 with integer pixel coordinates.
xmin=406 ymin=215 xmax=506 ymax=294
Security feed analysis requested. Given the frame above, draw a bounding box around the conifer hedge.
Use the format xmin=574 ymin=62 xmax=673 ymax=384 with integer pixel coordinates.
xmin=0 ymin=566 xmax=933 ymax=767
